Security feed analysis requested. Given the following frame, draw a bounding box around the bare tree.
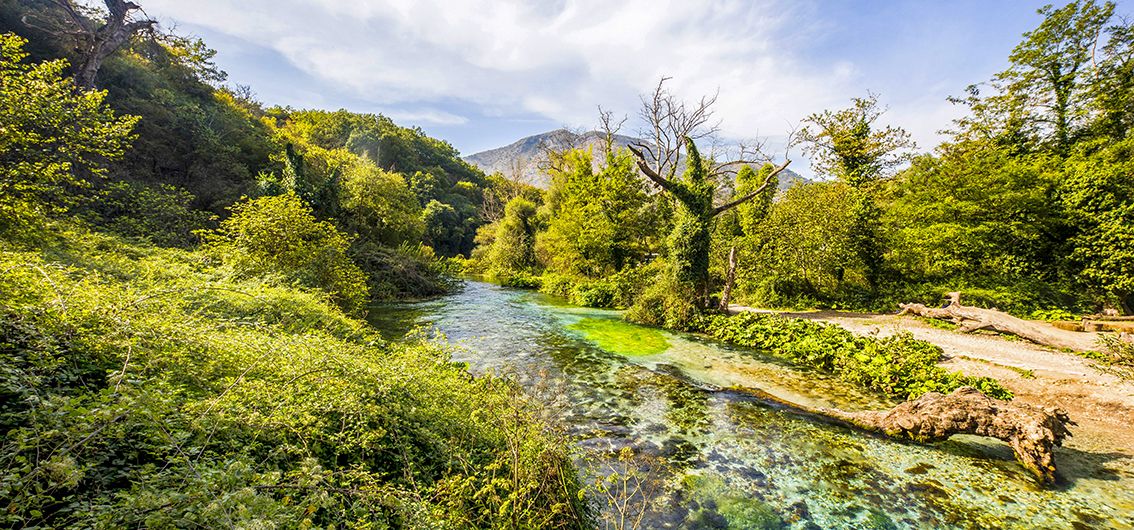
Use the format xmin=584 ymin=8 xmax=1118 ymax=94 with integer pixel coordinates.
xmin=627 ymin=77 xmax=792 ymax=216
xmin=33 ymin=0 xmax=157 ymax=88
xmin=623 ymin=77 xmax=793 ymax=305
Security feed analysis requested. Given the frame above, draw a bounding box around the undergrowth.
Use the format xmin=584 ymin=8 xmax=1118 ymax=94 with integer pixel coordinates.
xmin=691 ymin=312 xmax=1012 ymax=401
xmin=0 ymin=225 xmax=590 ymax=529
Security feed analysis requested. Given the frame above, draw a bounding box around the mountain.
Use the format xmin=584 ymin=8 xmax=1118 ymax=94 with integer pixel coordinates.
xmin=464 ymin=129 xmax=638 ymax=187
xmin=464 ymin=128 xmax=808 ymax=192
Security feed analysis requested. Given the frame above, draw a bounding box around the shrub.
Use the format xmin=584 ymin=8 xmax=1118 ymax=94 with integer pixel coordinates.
xmin=625 ymin=268 xmax=702 ymax=331
xmin=0 ymin=34 xmax=138 ymax=235
xmin=82 ymin=181 xmax=214 ymax=247
xmin=350 ymin=240 xmax=456 ymax=301
xmin=199 ymin=192 xmax=369 ymax=312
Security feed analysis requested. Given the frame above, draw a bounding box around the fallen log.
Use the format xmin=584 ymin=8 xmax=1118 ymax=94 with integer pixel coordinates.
xmin=722 ymin=384 xmax=1073 ymax=486
xmin=898 ymin=292 xmax=1097 ymax=351
xmin=818 ymin=387 xmax=1073 ymax=486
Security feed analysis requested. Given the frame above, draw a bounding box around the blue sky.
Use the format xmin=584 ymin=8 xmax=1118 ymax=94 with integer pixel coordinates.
xmin=138 ymin=0 xmax=1129 ymax=169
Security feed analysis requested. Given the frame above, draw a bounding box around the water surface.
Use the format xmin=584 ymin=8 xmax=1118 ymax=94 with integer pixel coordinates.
xmin=370 ymin=281 xmax=1134 ymax=529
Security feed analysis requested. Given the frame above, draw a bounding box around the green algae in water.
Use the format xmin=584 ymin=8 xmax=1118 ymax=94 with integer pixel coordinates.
xmin=680 ymin=473 xmax=786 ymax=529
xmin=567 ymin=317 xmax=670 ymax=356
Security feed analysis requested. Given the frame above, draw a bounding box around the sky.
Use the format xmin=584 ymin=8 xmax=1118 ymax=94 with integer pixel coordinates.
xmin=134 ymin=0 xmax=1129 ymax=172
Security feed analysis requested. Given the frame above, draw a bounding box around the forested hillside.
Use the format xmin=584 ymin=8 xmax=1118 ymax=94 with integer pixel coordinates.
xmin=0 ymin=1 xmax=589 ymax=527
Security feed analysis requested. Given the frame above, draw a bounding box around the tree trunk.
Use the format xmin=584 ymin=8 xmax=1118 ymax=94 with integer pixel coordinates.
xmin=718 ymin=246 xmax=737 ymax=311
xmin=819 ymin=387 xmax=1073 ymax=486
xmin=898 ymin=292 xmax=1098 ymax=351
xmin=722 ymin=384 xmax=1072 ymax=486
xmin=50 ymin=0 xmax=156 ymax=88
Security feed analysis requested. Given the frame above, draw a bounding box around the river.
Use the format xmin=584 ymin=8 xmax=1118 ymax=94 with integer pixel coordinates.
xmin=369 ymin=280 xmax=1134 ymax=529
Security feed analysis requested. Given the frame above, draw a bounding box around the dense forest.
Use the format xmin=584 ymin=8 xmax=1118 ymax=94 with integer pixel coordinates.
xmin=1 ymin=0 xmax=1132 ymax=527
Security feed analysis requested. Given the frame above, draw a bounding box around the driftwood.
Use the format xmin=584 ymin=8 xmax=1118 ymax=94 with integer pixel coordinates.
xmin=898 ymin=292 xmax=1096 ymax=351
xmin=819 ymin=387 xmax=1073 ymax=485
xmin=657 ymin=362 xmax=1075 ymax=485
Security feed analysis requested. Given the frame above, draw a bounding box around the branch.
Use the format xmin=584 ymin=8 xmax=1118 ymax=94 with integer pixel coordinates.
xmin=710 ymin=159 xmax=791 ymax=217
xmin=627 ymin=144 xmax=678 ymax=194
xmin=49 ymin=0 xmax=94 ymax=33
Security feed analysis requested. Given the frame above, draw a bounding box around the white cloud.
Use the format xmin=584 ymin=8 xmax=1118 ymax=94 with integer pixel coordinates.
xmin=141 ymin=0 xmax=859 ymax=145
xmin=382 ymin=108 xmax=469 ymax=126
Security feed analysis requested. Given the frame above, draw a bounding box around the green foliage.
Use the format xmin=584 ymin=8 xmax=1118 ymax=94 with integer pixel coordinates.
xmin=82 ymin=181 xmax=214 ymax=247
xmin=487 ymin=197 xmax=541 ymax=278
xmin=1060 ymin=139 xmax=1134 ymax=312
xmin=666 ymin=139 xmax=716 ymax=298
xmin=734 ymin=182 xmax=859 ymax=308
xmin=0 ymin=226 xmax=589 ymax=528
xmin=0 ymin=33 xmax=138 ymax=233
xmin=1030 ymin=308 xmax=1079 ymax=322
xmin=340 ymin=161 xmax=424 ymax=247
xmin=540 ymin=264 xmax=657 ymax=309
xmin=537 ymin=148 xmax=658 ymax=277
xmin=797 ymin=93 xmax=915 ymax=187
xmin=274 ymin=108 xmax=487 ymax=256
xmin=199 ymin=193 xmax=369 ymax=312
xmin=625 ymin=260 xmax=703 ymax=331
xmin=350 ymin=241 xmax=455 ymax=301
xmin=99 ymin=41 xmax=277 ymax=213
xmin=692 ymin=312 xmax=1012 ymax=400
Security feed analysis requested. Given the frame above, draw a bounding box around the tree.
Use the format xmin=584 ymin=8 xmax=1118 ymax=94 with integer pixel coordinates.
xmin=339 ymin=161 xmax=424 ymax=247
xmin=1003 ymin=1 xmax=1115 ymax=152
xmin=0 ymin=33 xmax=138 ymax=231
xmin=797 ymin=93 xmax=915 ymax=292
xmin=1061 ymin=139 xmax=1134 ymax=313
xmin=36 ymin=0 xmax=157 ymax=88
xmin=950 ymin=1 xmax=1119 ymax=152
xmin=487 ymin=197 xmax=540 ymax=277
xmin=714 ymin=163 xmax=780 ymax=309
xmin=537 ymin=148 xmax=656 ymax=277
xmin=626 ymin=78 xmax=792 ymax=305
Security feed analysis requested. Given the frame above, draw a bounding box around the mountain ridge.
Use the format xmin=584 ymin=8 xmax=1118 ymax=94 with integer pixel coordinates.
xmin=464 ymin=128 xmax=807 ymax=191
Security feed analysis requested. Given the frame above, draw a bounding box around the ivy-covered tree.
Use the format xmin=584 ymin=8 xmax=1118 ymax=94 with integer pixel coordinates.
xmin=626 ymin=78 xmax=792 ymax=306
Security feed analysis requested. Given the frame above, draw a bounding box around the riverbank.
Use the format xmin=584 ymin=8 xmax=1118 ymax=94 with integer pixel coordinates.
xmin=729 ymin=306 xmax=1134 ymax=459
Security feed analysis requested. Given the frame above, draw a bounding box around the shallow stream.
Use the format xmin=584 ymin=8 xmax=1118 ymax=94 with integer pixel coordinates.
xmin=370 ymin=281 xmax=1134 ymax=529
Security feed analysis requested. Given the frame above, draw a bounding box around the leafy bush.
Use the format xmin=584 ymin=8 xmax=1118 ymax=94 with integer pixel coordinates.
xmin=350 ymin=240 xmax=456 ymax=301
xmin=692 ymin=312 xmax=1012 ymax=400
xmin=0 ymin=226 xmax=590 ymax=528
xmin=199 ymin=192 xmax=369 ymax=312
xmin=81 ymin=181 xmax=214 ymax=247
xmin=625 ymin=263 xmax=703 ymax=331
xmin=540 ymin=264 xmax=657 ymax=309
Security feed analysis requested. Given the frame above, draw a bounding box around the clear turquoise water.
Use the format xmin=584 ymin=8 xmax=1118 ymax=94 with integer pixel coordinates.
xmin=369 ymin=281 xmax=1134 ymax=529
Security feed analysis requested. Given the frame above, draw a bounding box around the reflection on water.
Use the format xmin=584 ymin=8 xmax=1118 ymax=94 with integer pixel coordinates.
xmin=369 ymin=281 xmax=1134 ymax=529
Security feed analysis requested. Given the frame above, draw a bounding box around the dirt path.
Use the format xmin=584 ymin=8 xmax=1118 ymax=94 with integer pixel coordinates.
xmin=730 ymin=306 xmax=1134 ymax=458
